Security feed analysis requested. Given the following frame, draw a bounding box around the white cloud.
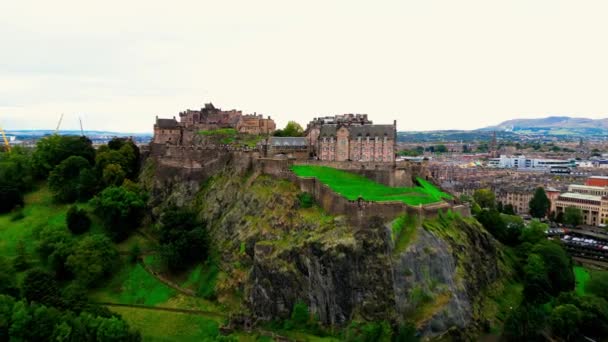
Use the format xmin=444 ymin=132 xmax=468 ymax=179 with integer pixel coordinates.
xmin=2 ymin=0 xmax=608 ymax=132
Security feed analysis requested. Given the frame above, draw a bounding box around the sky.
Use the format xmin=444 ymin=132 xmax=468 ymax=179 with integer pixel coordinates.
xmin=2 ymin=0 xmax=608 ymax=133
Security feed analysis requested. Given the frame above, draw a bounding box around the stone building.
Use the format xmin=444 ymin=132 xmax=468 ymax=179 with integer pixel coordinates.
xmin=177 ymin=103 xmax=275 ymax=135
xmin=305 ymin=114 xmax=396 ymax=162
xmin=154 ymin=103 xmax=276 ymax=145
xmin=236 ymin=114 xmax=277 ymax=135
xmin=267 ymin=137 xmax=309 ymax=159
xmin=153 ymin=117 xmax=181 ymax=144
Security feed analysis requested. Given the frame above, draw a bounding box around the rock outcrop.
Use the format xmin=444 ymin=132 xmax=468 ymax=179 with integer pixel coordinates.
xmin=145 ymin=162 xmax=509 ymax=339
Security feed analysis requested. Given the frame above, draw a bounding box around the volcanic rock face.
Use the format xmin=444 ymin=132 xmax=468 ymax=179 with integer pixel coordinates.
xmin=146 ymin=163 xmax=505 ymax=338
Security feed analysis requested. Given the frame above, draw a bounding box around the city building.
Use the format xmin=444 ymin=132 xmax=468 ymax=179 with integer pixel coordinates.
xmin=554 ymin=192 xmax=608 ymax=226
xmin=488 ymin=155 xmax=575 ymax=172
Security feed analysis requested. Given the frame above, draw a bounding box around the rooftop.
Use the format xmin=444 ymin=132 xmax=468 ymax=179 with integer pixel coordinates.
xmin=558 ymin=192 xmax=603 ymax=202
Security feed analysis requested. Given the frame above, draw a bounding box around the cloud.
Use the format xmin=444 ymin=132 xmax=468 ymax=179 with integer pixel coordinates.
xmin=2 ymin=0 xmax=608 ymax=132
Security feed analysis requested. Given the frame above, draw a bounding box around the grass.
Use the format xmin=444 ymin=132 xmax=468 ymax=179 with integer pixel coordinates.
xmin=391 ymin=215 xmax=418 ymax=254
xmin=198 ymin=128 xmax=237 ymax=144
xmin=90 ymin=262 xmax=176 ymax=306
xmin=574 ymin=266 xmax=591 ymax=296
xmin=0 ymin=187 xmax=66 ymax=258
xmin=290 ymin=165 xmax=451 ymax=205
xmin=106 ymin=306 xmax=222 ymax=342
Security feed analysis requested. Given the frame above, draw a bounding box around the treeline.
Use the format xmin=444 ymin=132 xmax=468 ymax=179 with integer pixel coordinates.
xmin=0 ymin=135 xmax=212 ymax=341
xmin=464 ymin=189 xmax=608 ymax=341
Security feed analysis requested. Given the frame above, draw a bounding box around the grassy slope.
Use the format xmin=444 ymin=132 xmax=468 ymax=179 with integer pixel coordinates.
xmin=574 ymin=266 xmax=590 ymax=296
xmin=290 ymin=165 xmax=451 ymax=205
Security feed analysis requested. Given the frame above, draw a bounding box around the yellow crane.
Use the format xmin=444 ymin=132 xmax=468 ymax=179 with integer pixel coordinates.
xmin=0 ymin=125 xmax=11 ymax=153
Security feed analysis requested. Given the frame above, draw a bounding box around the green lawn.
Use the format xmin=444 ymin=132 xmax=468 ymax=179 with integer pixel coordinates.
xmin=574 ymin=266 xmax=591 ymax=296
xmin=90 ymin=262 xmax=176 ymax=306
xmin=290 ymin=165 xmax=452 ymax=205
xmin=0 ymin=187 xmax=68 ymax=258
xmin=106 ymin=306 xmax=222 ymax=342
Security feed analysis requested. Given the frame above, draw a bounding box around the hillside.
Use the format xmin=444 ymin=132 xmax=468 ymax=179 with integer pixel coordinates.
xmin=481 ymin=116 xmax=608 ymax=136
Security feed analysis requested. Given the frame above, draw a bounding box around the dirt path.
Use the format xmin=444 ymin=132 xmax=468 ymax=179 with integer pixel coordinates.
xmin=137 ymin=259 xmax=197 ymax=296
xmin=96 ymin=302 xmax=226 ymax=319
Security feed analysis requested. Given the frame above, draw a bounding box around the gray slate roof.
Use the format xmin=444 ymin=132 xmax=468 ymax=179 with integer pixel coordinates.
xmin=269 ymin=137 xmax=308 ymax=146
xmin=319 ymin=124 xmax=394 ymax=137
xmin=156 ymin=118 xmax=179 ymax=129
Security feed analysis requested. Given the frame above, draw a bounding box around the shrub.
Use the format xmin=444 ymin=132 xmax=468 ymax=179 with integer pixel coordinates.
xmin=66 ymin=206 xmax=91 ymax=234
xmin=298 ymin=192 xmax=314 ymax=208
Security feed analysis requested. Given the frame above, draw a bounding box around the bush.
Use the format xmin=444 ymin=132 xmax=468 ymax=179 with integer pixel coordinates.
xmin=66 ymin=206 xmax=91 ymax=234
xmin=0 ymin=185 xmax=23 ymax=214
xmin=298 ymin=192 xmax=314 ymax=208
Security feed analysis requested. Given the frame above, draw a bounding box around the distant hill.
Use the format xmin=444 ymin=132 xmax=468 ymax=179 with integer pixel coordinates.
xmin=480 ymin=116 xmax=608 ymax=136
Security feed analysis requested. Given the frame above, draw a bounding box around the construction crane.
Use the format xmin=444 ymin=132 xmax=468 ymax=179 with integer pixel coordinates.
xmin=0 ymin=125 xmax=11 ymax=153
xmin=55 ymin=113 xmax=64 ymax=134
xmin=79 ymin=117 xmax=85 ymax=136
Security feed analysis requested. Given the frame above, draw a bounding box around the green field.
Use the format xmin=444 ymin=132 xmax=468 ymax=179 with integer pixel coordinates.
xmin=574 ymin=266 xmax=590 ymax=296
xmin=107 ymin=306 xmax=222 ymax=342
xmin=290 ymin=165 xmax=452 ymax=205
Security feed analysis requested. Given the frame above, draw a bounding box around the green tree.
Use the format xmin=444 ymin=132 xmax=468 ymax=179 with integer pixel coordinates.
xmin=529 ymin=187 xmax=550 ymax=218
xmin=550 ymin=304 xmax=582 ymax=341
xmin=274 ymin=121 xmax=304 ymax=137
xmin=0 ymin=257 xmax=18 ymax=297
xmin=586 ymin=272 xmax=608 ymax=301
xmin=522 ymin=254 xmax=551 ymax=303
xmin=90 ymin=186 xmax=145 ymax=241
xmin=21 ymin=268 xmax=62 ymax=307
xmin=13 ymin=240 xmax=29 ymax=271
xmin=32 ymin=135 xmax=95 ymax=178
xmin=473 ymin=188 xmax=495 ymax=209
xmin=0 ymin=185 xmax=23 ymax=213
xmin=102 ymin=164 xmax=126 ymax=187
xmin=564 ymin=207 xmax=583 ymax=226
xmin=503 ymin=304 xmax=546 ymax=341
xmin=66 ymin=235 xmax=119 ymax=286
xmin=48 ymin=156 xmax=92 ymax=203
xmin=158 ymin=207 xmax=209 ymax=272
xmin=503 ymin=203 xmax=516 ymax=215
xmin=66 ymin=206 xmax=92 ymax=235
xmin=519 ymin=220 xmax=547 ymax=245
xmin=532 ymin=241 xmax=574 ymax=295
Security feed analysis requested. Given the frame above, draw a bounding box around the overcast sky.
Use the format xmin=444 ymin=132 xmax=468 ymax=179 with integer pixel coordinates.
xmin=2 ymin=0 xmax=608 ymax=133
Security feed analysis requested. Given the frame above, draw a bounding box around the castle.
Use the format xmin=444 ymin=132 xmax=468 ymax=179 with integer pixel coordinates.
xmin=153 ymin=103 xmax=396 ymax=163
xmin=154 ymin=103 xmax=276 ymax=145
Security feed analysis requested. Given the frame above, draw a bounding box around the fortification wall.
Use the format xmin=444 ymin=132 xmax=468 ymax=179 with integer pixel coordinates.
xmin=255 ymin=157 xmax=468 ymax=226
xmin=149 ymin=145 xmax=466 ymax=225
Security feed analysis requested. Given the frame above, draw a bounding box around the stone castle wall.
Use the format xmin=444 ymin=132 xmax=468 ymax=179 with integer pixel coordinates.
xmin=253 ymin=157 xmax=469 ymax=226
xmin=149 ymin=145 xmax=468 ymax=226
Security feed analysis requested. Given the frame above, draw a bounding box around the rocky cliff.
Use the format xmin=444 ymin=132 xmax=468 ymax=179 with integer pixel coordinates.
xmin=144 ymin=162 xmax=511 ymax=339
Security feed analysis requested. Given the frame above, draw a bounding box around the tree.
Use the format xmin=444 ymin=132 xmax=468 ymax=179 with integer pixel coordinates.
xmin=500 ymin=214 xmax=525 ymax=246
xmin=503 ymin=304 xmax=546 ymax=341
xmin=274 ymin=121 xmax=304 ymax=137
xmin=0 ymin=185 xmax=23 ymax=213
xmin=503 ymin=204 xmax=516 ymax=215
xmin=587 ymin=272 xmax=608 ymax=301
xmin=13 ymin=240 xmax=29 ymax=271
xmin=90 ymin=186 xmax=146 ymax=241
xmin=158 ymin=207 xmax=209 ymax=272
xmin=522 ymin=254 xmax=551 ymax=303
xmin=21 ymin=268 xmax=62 ymax=307
xmin=529 ymin=187 xmax=550 ymax=218
xmin=66 ymin=206 xmax=91 ymax=235
xmin=532 ymin=241 xmax=574 ymax=295
xmin=473 ymin=189 xmax=495 ymax=209
xmin=66 ymin=235 xmax=119 ymax=286
xmin=519 ymin=220 xmax=547 ymax=245
xmin=564 ymin=207 xmax=583 ymax=226
xmin=102 ymin=164 xmax=126 ymax=187
xmin=550 ymin=304 xmax=582 ymax=341
xmin=32 ymin=135 xmax=95 ymax=178
xmin=48 ymin=156 xmax=93 ymax=203
xmin=0 ymin=257 xmax=18 ymax=297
